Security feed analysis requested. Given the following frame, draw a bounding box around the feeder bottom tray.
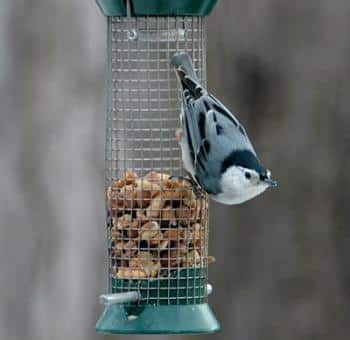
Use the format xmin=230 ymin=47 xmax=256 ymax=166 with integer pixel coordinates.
xmin=96 ymin=268 xmax=220 ymax=334
xmin=95 ymin=303 xmax=220 ymax=334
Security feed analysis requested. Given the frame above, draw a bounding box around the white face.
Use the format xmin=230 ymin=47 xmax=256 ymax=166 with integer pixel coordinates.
xmin=214 ymin=166 xmax=271 ymax=205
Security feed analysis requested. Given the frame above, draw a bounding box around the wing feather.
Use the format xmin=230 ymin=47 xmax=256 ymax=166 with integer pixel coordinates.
xmin=180 ymin=93 xmax=256 ymax=188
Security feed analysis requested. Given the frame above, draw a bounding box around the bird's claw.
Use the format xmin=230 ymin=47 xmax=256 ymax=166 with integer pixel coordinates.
xmin=168 ymin=175 xmax=205 ymax=199
xmin=175 ymin=129 xmax=183 ymax=143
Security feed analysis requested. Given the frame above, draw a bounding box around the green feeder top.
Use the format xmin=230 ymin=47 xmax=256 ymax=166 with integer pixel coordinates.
xmin=96 ymin=0 xmax=218 ymax=17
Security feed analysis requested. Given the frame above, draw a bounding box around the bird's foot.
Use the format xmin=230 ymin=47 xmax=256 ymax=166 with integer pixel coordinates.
xmin=175 ymin=129 xmax=183 ymax=143
xmin=168 ymin=175 xmax=205 ymax=199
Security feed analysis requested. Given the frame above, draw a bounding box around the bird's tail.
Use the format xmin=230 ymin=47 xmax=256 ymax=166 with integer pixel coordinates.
xmin=171 ymin=52 xmax=199 ymax=82
xmin=171 ymin=52 xmax=205 ymax=99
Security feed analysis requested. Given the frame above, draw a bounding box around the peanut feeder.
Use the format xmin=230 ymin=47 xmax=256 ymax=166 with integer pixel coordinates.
xmin=95 ymin=0 xmax=220 ymax=334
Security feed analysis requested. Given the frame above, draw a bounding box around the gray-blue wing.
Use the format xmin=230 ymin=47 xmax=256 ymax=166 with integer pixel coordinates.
xmin=181 ymin=93 xmax=256 ymax=194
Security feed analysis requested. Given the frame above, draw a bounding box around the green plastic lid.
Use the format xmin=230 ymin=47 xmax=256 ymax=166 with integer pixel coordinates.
xmin=96 ymin=0 xmax=218 ymax=17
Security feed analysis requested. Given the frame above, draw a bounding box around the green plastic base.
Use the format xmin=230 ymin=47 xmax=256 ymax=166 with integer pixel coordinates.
xmin=96 ymin=303 xmax=221 ymax=334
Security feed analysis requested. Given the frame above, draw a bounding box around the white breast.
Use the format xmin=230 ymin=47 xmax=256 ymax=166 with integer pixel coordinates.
xmin=213 ymin=166 xmax=268 ymax=205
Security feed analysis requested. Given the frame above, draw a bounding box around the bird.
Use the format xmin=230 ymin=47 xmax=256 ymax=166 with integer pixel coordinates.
xmin=171 ymin=52 xmax=277 ymax=205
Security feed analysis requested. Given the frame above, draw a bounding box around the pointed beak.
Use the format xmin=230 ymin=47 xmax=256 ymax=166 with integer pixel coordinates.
xmin=264 ymin=178 xmax=278 ymax=187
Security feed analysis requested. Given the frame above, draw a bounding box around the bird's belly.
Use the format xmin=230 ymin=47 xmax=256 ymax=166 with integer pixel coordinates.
xmin=212 ymin=185 xmax=268 ymax=205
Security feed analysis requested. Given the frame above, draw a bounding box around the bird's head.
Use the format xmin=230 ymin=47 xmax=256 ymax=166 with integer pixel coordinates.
xmin=217 ymin=150 xmax=277 ymax=204
xmin=238 ymin=166 xmax=277 ymax=189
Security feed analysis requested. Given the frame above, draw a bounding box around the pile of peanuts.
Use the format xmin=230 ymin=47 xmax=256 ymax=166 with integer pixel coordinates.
xmin=107 ymin=170 xmax=215 ymax=279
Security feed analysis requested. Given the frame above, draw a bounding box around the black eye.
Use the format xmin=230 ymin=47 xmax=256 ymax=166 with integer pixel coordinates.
xmin=245 ymin=172 xmax=251 ymax=179
xmin=259 ymin=174 xmax=267 ymax=181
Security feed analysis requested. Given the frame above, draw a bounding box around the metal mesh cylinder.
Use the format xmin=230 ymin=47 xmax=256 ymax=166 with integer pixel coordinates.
xmin=105 ymin=16 xmax=209 ymax=305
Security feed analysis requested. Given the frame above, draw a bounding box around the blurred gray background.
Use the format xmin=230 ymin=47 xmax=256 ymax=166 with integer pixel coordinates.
xmin=1 ymin=0 xmax=350 ymax=339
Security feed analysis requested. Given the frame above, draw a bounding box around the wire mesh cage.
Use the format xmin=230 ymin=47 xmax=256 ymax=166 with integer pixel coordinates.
xmin=108 ymin=15 xmax=209 ymax=302
xmin=96 ymin=0 xmax=220 ymax=334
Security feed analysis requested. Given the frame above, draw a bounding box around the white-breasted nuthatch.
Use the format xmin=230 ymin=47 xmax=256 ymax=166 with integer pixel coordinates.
xmin=171 ymin=52 xmax=277 ymax=205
